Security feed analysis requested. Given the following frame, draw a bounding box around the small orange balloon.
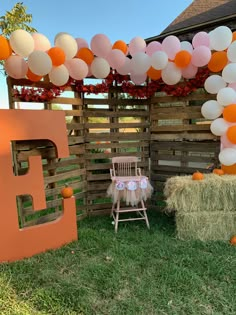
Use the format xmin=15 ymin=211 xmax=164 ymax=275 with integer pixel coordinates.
xmin=26 ymin=68 xmax=43 ymax=82
xmin=0 ymin=36 xmax=12 ymax=60
xmin=147 ymin=66 xmax=161 ymax=80
xmin=112 ymin=40 xmax=128 ymax=55
xmin=223 ymin=104 xmax=236 ymax=123
xmin=174 ymin=50 xmax=191 ymax=68
xmin=208 ymin=51 xmax=228 ymax=72
xmin=226 ymin=125 xmax=236 ymax=144
xmin=47 ymin=47 xmax=66 ymax=66
xmin=76 ymin=47 xmax=94 ymax=65
xmin=221 ymin=164 xmax=236 ymax=174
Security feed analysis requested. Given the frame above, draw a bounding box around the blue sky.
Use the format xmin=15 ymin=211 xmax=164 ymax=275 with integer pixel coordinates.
xmin=0 ymin=0 xmax=193 ymax=108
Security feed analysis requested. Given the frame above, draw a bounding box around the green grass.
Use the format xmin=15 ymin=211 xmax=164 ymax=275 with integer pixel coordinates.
xmin=0 ymin=211 xmax=235 ymax=315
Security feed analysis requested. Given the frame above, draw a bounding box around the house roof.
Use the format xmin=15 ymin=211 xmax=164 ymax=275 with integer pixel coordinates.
xmin=146 ymin=0 xmax=236 ymax=42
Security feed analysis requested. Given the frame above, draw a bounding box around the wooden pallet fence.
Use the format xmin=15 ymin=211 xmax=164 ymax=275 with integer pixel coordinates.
xmin=8 ymin=78 xmax=87 ymax=226
xmin=83 ymin=87 xmax=150 ymax=215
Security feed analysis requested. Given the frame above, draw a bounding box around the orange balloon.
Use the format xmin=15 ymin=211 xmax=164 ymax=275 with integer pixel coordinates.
xmin=221 ymin=164 xmax=236 ymax=174
xmin=112 ymin=40 xmax=128 ymax=55
xmin=0 ymin=35 xmax=12 ymax=60
xmin=76 ymin=47 xmax=94 ymax=65
xmin=26 ymin=68 xmax=43 ymax=82
xmin=147 ymin=66 xmax=161 ymax=80
xmin=174 ymin=50 xmax=191 ymax=68
xmin=232 ymin=31 xmax=236 ymax=42
xmin=226 ymin=125 xmax=236 ymax=144
xmin=208 ymin=51 xmax=228 ymax=72
xmin=223 ymin=104 xmax=236 ymax=123
xmin=47 ymin=47 xmax=66 ymax=66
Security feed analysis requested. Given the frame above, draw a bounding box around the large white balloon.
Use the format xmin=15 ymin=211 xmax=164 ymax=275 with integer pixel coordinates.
xmin=91 ymin=57 xmax=110 ymax=79
xmin=49 ymin=65 xmax=69 ymax=86
xmin=219 ymin=148 xmax=236 ymax=166
xmin=222 ymin=63 xmax=236 ymax=83
xmin=151 ymin=51 xmax=168 ymax=70
xmin=128 ymin=36 xmax=146 ymax=56
xmin=28 ymin=51 xmax=52 ymax=76
xmin=32 ymin=33 xmax=51 ymax=51
xmin=9 ymin=29 xmax=34 ymax=57
xmin=217 ymin=87 xmax=236 ymax=106
xmin=204 ymin=75 xmax=226 ymax=94
xmin=209 ymin=26 xmax=232 ymax=51
xmin=131 ymin=52 xmax=151 ymax=75
xmin=201 ymin=100 xmax=223 ymax=120
xmin=55 ymin=33 xmax=78 ymax=60
xmin=210 ymin=118 xmax=229 ymax=136
xmin=161 ymin=62 xmax=181 ymax=85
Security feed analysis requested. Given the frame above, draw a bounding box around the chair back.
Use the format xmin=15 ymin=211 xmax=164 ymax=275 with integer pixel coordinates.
xmin=111 ymin=156 xmax=139 ymax=177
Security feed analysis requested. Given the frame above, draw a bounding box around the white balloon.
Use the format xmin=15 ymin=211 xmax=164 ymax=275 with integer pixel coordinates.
xmin=222 ymin=63 xmax=236 ymax=83
xmin=9 ymin=29 xmax=34 ymax=57
xmin=209 ymin=26 xmax=232 ymax=51
xmin=131 ymin=52 xmax=151 ymax=74
xmin=151 ymin=51 xmax=168 ymax=70
xmin=227 ymin=41 xmax=236 ymax=63
xmin=116 ymin=57 xmax=132 ymax=75
xmin=204 ymin=75 xmax=226 ymax=94
xmin=91 ymin=57 xmax=110 ymax=79
xmin=219 ymin=148 xmax=236 ymax=166
xmin=161 ymin=62 xmax=181 ymax=85
xmin=210 ymin=118 xmax=229 ymax=136
xmin=201 ymin=100 xmax=223 ymax=120
xmin=28 ymin=51 xmax=52 ymax=76
xmin=217 ymin=87 xmax=236 ymax=106
xmin=55 ymin=33 xmax=78 ymax=60
xmin=49 ymin=65 xmax=69 ymax=86
xmin=180 ymin=41 xmax=193 ymax=53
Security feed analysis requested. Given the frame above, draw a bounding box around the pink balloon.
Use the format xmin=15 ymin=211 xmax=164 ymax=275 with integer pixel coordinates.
xmin=146 ymin=41 xmax=162 ymax=56
xmin=106 ymin=49 xmax=126 ymax=69
xmin=228 ymin=83 xmax=236 ymax=91
xmin=90 ymin=34 xmax=112 ymax=58
xmin=32 ymin=33 xmax=51 ymax=51
xmin=5 ymin=55 xmax=28 ymax=79
xmin=221 ymin=133 xmax=236 ymax=149
xmin=116 ymin=57 xmax=132 ymax=75
xmin=65 ymin=58 xmax=88 ymax=80
xmin=181 ymin=63 xmax=198 ymax=79
xmin=162 ymin=35 xmax=181 ymax=60
xmin=192 ymin=32 xmax=210 ymax=48
xmin=75 ymin=37 xmax=89 ymax=50
xmin=191 ymin=46 xmax=211 ymax=67
xmin=128 ymin=36 xmax=146 ymax=56
xmin=130 ymin=72 xmax=147 ymax=85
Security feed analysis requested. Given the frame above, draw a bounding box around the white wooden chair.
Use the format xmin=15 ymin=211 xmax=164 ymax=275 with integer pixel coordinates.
xmin=108 ymin=156 xmax=150 ymax=233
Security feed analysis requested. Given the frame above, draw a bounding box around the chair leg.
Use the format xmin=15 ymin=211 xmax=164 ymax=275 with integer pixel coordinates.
xmin=111 ymin=202 xmax=115 ymax=217
xmin=114 ymin=199 xmax=120 ymax=233
xmin=141 ymin=200 xmax=150 ymax=229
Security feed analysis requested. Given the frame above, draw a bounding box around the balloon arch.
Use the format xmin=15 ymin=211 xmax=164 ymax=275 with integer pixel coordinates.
xmin=1 ymin=26 xmax=236 ymax=167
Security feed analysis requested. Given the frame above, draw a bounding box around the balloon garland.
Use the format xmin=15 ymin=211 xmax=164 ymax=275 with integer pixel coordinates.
xmin=1 ymin=26 xmax=236 ymax=167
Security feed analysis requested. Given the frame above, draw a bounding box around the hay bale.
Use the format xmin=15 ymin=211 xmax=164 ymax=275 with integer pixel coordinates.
xmin=164 ymin=174 xmax=236 ymax=213
xmin=163 ymin=174 xmax=236 ymax=241
xmin=176 ymin=211 xmax=236 ymax=241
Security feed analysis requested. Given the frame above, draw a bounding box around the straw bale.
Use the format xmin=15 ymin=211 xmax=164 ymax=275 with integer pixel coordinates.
xmin=164 ymin=174 xmax=236 ymax=213
xmin=176 ymin=211 xmax=236 ymax=241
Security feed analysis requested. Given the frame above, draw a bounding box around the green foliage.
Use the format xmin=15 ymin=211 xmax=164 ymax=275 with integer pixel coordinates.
xmin=0 ymin=2 xmax=37 ymax=37
xmin=0 ymin=212 xmax=235 ymax=314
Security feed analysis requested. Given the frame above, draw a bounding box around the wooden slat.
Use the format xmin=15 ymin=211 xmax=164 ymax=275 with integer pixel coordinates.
xmin=84 ymin=110 xmax=148 ymax=117
xmin=85 ymin=122 xmax=149 ymax=129
xmin=86 ymin=132 xmax=150 ymax=141
xmin=151 ymin=124 xmax=210 ymax=132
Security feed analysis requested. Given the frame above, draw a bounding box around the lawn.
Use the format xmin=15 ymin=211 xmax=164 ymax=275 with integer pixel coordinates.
xmin=0 ymin=211 xmax=235 ymax=315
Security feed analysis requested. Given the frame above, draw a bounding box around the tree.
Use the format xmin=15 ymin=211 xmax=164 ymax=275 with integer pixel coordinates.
xmin=0 ymin=2 xmax=37 ymax=37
